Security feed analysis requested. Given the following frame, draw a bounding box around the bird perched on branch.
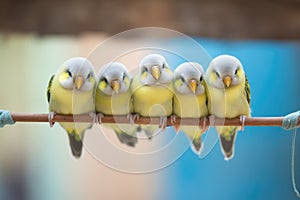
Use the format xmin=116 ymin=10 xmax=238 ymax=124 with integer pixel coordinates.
xmin=95 ymin=62 xmax=139 ymax=147
xmin=173 ymin=62 xmax=208 ymax=154
xmin=47 ymin=57 xmax=96 ymax=158
xmin=205 ymin=55 xmax=250 ymax=160
xmin=131 ymin=54 xmax=174 ymax=139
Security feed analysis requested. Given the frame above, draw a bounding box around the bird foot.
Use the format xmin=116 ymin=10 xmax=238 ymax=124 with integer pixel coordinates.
xmin=170 ymin=115 xmax=177 ymax=124
xmin=209 ymin=115 xmax=216 ymax=126
xmin=240 ymin=115 xmax=246 ymax=131
xmin=201 ymin=117 xmax=209 ymax=133
xmin=48 ymin=112 xmax=56 ymax=127
xmin=97 ymin=113 xmax=104 ymax=124
xmin=127 ymin=114 xmax=140 ymax=125
xmin=170 ymin=115 xmax=180 ymax=133
xmin=159 ymin=116 xmax=167 ymax=131
xmin=89 ymin=112 xmax=97 ymax=124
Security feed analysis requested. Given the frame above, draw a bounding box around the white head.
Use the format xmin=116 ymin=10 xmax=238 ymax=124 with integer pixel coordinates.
xmin=139 ymin=54 xmax=173 ymax=85
xmin=97 ymin=62 xmax=131 ymax=95
xmin=58 ymin=57 xmax=95 ymax=92
xmin=174 ymin=62 xmax=205 ymax=95
xmin=205 ymin=55 xmax=245 ymax=89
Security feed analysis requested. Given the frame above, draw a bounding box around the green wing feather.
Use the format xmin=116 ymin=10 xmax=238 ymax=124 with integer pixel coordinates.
xmin=47 ymin=75 xmax=55 ymax=103
xmin=244 ymin=75 xmax=251 ymax=105
xmin=203 ymin=80 xmax=209 ymax=107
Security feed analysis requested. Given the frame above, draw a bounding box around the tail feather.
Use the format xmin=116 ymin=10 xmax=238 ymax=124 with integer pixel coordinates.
xmin=137 ymin=125 xmax=142 ymax=132
xmin=68 ymin=133 xmax=83 ymax=158
xmin=220 ymin=131 xmax=237 ymax=160
xmin=192 ymin=138 xmax=202 ymax=153
xmin=115 ymin=132 xmax=138 ymax=147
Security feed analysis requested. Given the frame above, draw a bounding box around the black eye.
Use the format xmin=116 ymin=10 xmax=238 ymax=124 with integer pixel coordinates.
xmin=87 ymin=73 xmax=91 ymax=79
xmin=66 ymin=70 xmax=72 ymax=77
xmin=215 ymin=71 xmax=220 ymax=78
xmin=122 ymin=73 xmax=126 ymax=80
xmin=143 ymin=67 xmax=148 ymax=72
xmin=180 ymin=76 xmax=185 ymax=82
xmin=234 ymin=68 xmax=238 ymax=75
xmin=162 ymin=63 xmax=165 ymax=69
xmin=200 ymin=76 xmax=203 ymax=82
xmin=102 ymin=77 xmax=108 ymax=84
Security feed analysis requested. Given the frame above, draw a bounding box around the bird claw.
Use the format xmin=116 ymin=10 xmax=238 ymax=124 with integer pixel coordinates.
xmin=97 ymin=113 xmax=104 ymax=124
xmin=201 ymin=117 xmax=209 ymax=133
xmin=240 ymin=115 xmax=246 ymax=131
xmin=171 ymin=115 xmax=180 ymax=133
xmin=159 ymin=116 xmax=167 ymax=131
xmin=209 ymin=115 xmax=215 ymax=126
xmin=170 ymin=115 xmax=177 ymax=124
xmin=127 ymin=114 xmax=140 ymax=125
xmin=48 ymin=112 xmax=56 ymax=127
xmin=89 ymin=112 xmax=97 ymax=124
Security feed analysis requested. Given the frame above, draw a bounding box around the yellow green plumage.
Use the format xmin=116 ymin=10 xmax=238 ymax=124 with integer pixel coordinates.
xmin=205 ymin=55 xmax=251 ymax=160
xmin=47 ymin=57 xmax=95 ymax=158
xmin=131 ymin=54 xmax=174 ymax=139
xmin=173 ymin=62 xmax=208 ymax=153
xmin=95 ymin=62 xmax=139 ymax=147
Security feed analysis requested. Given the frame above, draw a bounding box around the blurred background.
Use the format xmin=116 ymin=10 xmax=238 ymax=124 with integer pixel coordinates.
xmin=0 ymin=0 xmax=299 ymax=200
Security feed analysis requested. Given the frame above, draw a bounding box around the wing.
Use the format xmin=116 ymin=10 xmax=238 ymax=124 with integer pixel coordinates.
xmin=129 ymin=78 xmax=134 ymax=113
xmin=203 ymin=80 xmax=209 ymax=107
xmin=244 ymin=74 xmax=251 ymax=105
xmin=47 ymin=75 xmax=55 ymax=103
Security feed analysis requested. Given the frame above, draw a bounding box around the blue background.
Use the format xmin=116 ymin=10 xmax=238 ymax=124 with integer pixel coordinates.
xmin=161 ymin=39 xmax=300 ymax=200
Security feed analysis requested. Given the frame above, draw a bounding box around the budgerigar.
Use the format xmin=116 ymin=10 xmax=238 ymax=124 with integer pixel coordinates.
xmin=47 ymin=57 xmax=96 ymax=158
xmin=173 ymin=62 xmax=208 ymax=154
xmin=205 ymin=54 xmax=250 ymax=160
xmin=131 ymin=54 xmax=174 ymax=139
xmin=95 ymin=62 xmax=139 ymax=147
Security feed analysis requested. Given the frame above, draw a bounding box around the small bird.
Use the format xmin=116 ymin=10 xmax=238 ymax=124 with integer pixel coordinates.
xmin=173 ymin=62 xmax=208 ymax=154
xmin=47 ymin=57 xmax=96 ymax=158
xmin=95 ymin=62 xmax=139 ymax=147
xmin=205 ymin=55 xmax=251 ymax=160
xmin=131 ymin=54 xmax=174 ymax=139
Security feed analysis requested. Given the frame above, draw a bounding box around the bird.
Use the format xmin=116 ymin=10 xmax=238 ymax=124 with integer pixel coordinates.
xmin=205 ymin=54 xmax=251 ymax=160
xmin=131 ymin=54 xmax=174 ymax=139
xmin=47 ymin=57 xmax=96 ymax=158
xmin=95 ymin=62 xmax=139 ymax=147
xmin=173 ymin=62 xmax=208 ymax=154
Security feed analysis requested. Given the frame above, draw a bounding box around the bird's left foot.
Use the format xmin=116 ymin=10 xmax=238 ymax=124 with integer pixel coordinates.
xmin=159 ymin=116 xmax=168 ymax=131
xmin=89 ymin=112 xmax=97 ymax=124
xmin=97 ymin=113 xmax=104 ymax=124
xmin=201 ymin=116 xmax=209 ymax=133
xmin=171 ymin=115 xmax=180 ymax=134
xmin=127 ymin=114 xmax=140 ymax=125
xmin=240 ymin=115 xmax=246 ymax=131
xmin=209 ymin=115 xmax=216 ymax=126
xmin=48 ymin=112 xmax=56 ymax=127
xmin=170 ymin=115 xmax=177 ymax=124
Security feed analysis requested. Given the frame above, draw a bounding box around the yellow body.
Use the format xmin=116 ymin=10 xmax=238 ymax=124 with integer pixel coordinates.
xmin=173 ymin=91 xmax=208 ymax=144
xmin=207 ymin=82 xmax=250 ymax=118
xmin=131 ymin=77 xmax=174 ymax=117
xmin=48 ymin=74 xmax=94 ymax=139
xmin=95 ymin=88 xmax=132 ymax=115
xmin=131 ymin=76 xmax=174 ymax=138
xmin=95 ymin=86 xmax=137 ymax=136
xmin=206 ymin=79 xmax=250 ymax=138
xmin=173 ymin=93 xmax=208 ymax=118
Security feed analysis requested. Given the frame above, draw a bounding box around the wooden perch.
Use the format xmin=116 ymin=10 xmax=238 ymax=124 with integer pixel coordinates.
xmin=10 ymin=112 xmax=300 ymax=127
